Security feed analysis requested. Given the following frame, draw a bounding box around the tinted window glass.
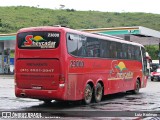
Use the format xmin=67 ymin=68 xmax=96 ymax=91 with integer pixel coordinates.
xmin=18 ymin=31 xmax=60 ymax=49
xmin=135 ymin=46 xmax=141 ymax=61
xmin=85 ymin=37 xmax=100 ymax=57
xmin=100 ymin=40 xmax=110 ymax=58
xmin=122 ymin=44 xmax=128 ymax=59
xmin=128 ymin=45 xmax=132 ymax=59
xmin=67 ymin=32 xmax=142 ymax=61
xmin=116 ymin=42 xmax=122 ymax=59
xmin=67 ymin=33 xmax=78 ymax=56
xmin=109 ymin=42 xmax=117 ymax=58
xmin=77 ymin=35 xmax=87 ymax=57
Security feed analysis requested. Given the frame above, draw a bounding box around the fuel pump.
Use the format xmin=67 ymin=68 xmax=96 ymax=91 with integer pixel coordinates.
xmin=4 ymin=48 xmax=10 ymax=74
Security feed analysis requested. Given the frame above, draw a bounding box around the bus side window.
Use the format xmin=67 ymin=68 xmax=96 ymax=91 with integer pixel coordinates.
xmin=135 ymin=46 xmax=141 ymax=61
xmin=122 ymin=44 xmax=128 ymax=59
xmin=116 ymin=42 xmax=122 ymax=59
xmin=77 ymin=36 xmax=87 ymax=57
xmin=109 ymin=42 xmax=116 ymax=58
xmin=86 ymin=37 xmax=100 ymax=58
xmin=131 ymin=45 xmax=135 ymax=60
xmin=100 ymin=40 xmax=109 ymax=58
xmin=128 ymin=45 xmax=132 ymax=59
xmin=67 ymin=33 xmax=78 ymax=56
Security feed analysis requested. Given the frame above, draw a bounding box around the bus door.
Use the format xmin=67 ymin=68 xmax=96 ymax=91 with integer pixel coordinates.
xmin=141 ymin=47 xmax=148 ymax=87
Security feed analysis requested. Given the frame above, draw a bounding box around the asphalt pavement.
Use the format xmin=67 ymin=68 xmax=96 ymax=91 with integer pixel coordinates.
xmin=1 ymin=75 xmax=160 ymax=120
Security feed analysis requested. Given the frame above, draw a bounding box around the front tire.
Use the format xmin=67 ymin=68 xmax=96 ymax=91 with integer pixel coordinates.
xmin=83 ymin=84 xmax=93 ymax=105
xmin=132 ymin=80 xmax=140 ymax=94
xmin=94 ymin=83 xmax=103 ymax=103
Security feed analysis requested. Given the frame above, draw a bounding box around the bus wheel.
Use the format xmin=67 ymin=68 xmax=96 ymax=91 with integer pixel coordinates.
xmin=132 ymin=80 xmax=140 ymax=94
xmin=94 ymin=83 xmax=103 ymax=103
xmin=83 ymin=84 xmax=93 ymax=105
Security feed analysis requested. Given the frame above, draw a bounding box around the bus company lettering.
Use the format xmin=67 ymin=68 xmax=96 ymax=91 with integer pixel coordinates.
xmin=27 ymin=63 xmax=48 ymax=66
xmin=69 ymin=34 xmax=87 ymax=41
xmin=108 ymin=61 xmax=134 ymax=80
xmin=20 ymin=68 xmax=54 ymax=73
xmin=24 ymin=35 xmax=56 ymax=48
xmin=32 ymin=41 xmax=56 ymax=48
xmin=70 ymin=60 xmax=84 ymax=68
xmin=48 ymin=33 xmax=60 ymax=37
xmin=117 ymin=71 xmax=133 ymax=80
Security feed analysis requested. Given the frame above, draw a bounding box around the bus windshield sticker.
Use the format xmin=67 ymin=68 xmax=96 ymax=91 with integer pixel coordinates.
xmin=68 ymin=34 xmax=87 ymax=41
xmin=24 ymin=35 xmax=56 ymax=48
xmin=18 ymin=32 xmax=60 ymax=49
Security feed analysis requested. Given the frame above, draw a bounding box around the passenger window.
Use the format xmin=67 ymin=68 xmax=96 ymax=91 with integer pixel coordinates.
xmin=116 ymin=42 xmax=122 ymax=59
xmin=67 ymin=33 xmax=78 ymax=56
xmin=86 ymin=37 xmax=100 ymax=57
xmin=100 ymin=40 xmax=109 ymax=58
xmin=77 ymin=35 xmax=87 ymax=57
xmin=122 ymin=44 xmax=128 ymax=59
xmin=109 ymin=42 xmax=117 ymax=58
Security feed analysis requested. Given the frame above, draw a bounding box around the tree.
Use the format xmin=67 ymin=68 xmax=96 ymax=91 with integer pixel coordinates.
xmin=145 ymin=45 xmax=159 ymax=60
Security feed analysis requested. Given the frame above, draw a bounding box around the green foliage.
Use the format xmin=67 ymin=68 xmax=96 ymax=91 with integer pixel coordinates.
xmin=0 ymin=19 xmax=2 ymax=27
xmin=145 ymin=45 xmax=159 ymax=60
xmin=56 ymin=15 xmax=69 ymax=26
xmin=0 ymin=6 xmax=160 ymax=33
xmin=1 ymin=6 xmax=160 ymax=58
xmin=10 ymin=50 xmax=15 ymax=58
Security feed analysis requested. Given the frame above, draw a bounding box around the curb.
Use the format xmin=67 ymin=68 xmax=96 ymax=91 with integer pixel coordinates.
xmin=0 ymin=75 xmax=14 ymax=79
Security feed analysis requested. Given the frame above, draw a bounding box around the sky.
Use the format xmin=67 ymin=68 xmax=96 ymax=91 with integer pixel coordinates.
xmin=0 ymin=0 xmax=160 ymax=14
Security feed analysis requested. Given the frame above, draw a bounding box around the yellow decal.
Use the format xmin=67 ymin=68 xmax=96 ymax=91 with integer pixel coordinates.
xmin=108 ymin=61 xmax=134 ymax=80
xmin=33 ymin=36 xmax=44 ymax=41
xmin=115 ymin=62 xmax=126 ymax=72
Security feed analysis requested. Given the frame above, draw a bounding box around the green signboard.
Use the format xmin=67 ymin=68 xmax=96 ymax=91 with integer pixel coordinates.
xmin=0 ymin=36 xmax=16 ymax=41
xmin=99 ymin=29 xmax=139 ymax=35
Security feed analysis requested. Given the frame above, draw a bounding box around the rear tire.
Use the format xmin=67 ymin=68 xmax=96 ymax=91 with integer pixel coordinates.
xmin=83 ymin=84 xmax=93 ymax=105
xmin=94 ymin=83 xmax=103 ymax=103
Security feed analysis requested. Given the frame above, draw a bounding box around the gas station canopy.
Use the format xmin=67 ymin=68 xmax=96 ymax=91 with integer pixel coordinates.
xmin=0 ymin=33 xmax=16 ymax=41
xmin=81 ymin=26 xmax=160 ymax=45
xmin=0 ymin=33 xmax=16 ymax=50
xmin=81 ymin=26 xmax=160 ymax=38
xmin=1 ymin=26 xmax=160 ymax=45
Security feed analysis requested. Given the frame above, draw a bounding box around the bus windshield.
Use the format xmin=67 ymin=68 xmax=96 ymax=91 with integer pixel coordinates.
xmin=17 ymin=31 xmax=60 ymax=49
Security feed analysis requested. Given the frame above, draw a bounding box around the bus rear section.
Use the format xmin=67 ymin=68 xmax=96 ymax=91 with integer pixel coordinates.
xmin=15 ymin=29 xmax=66 ymax=100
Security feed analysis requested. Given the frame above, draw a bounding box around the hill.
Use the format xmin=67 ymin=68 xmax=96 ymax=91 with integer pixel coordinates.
xmin=0 ymin=6 xmax=160 ymax=33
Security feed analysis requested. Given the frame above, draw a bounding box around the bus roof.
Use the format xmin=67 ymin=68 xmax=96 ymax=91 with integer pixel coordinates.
xmin=18 ymin=26 xmax=144 ymax=48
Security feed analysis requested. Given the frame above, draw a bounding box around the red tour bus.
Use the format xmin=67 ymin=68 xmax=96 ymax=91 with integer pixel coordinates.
xmin=15 ymin=26 xmax=148 ymax=104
